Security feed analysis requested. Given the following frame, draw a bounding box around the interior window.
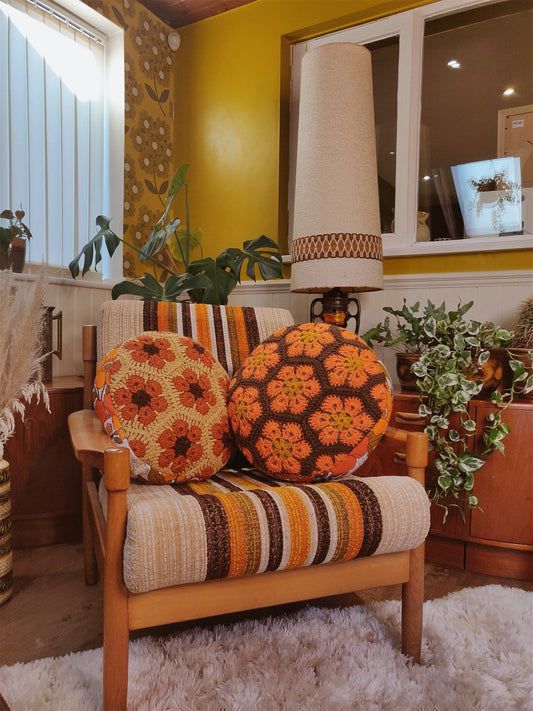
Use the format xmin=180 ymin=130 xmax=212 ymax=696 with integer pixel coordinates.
xmin=418 ymin=1 xmax=533 ymax=243
xmin=367 ymin=36 xmax=399 ymax=235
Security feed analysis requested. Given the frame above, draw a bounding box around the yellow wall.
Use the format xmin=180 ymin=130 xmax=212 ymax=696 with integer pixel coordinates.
xmin=174 ymin=0 xmax=533 ymax=275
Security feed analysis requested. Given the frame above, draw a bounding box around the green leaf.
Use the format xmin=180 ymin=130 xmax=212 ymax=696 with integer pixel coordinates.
xmin=187 ymin=256 xmax=238 ymax=305
xmin=169 ymin=164 xmax=189 ymax=198
xmin=111 ymin=273 xmax=164 ymax=301
xmin=221 ymin=235 xmax=282 ymax=283
xmin=139 ymin=217 xmax=181 ymax=261
xmin=463 ymin=419 xmax=476 ymax=433
xmin=167 ymin=226 xmax=203 ymax=263
xmin=69 ymin=215 xmax=120 ymax=278
xmin=478 ymin=350 xmax=490 ymax=366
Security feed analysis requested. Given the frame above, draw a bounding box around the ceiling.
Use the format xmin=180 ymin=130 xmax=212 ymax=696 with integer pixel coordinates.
xmin=140 ymin=0 xmax=257 ymax=28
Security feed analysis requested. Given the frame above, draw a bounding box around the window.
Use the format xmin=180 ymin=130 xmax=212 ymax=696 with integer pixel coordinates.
xmin=289 ymin=0 xmax=533 ymax=257
xmin=0 ymin=0 xmax=124 ymax=274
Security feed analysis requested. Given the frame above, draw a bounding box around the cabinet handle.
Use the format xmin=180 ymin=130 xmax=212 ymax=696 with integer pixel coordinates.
xmin=394 ymin=411 xmax=427 ymax=426
xmin=392 ymin=452 xmax=406 ymax=466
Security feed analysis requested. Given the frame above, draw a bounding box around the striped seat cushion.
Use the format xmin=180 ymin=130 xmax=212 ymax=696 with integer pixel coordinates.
xmin=98 ymin=301 xmax=294 ymax=376
xmin=99 ymin=469 xmax=430 ymax=594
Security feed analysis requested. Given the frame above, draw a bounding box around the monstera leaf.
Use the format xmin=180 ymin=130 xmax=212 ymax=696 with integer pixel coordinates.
xmin=139 ymin=164 xmax=189 ymax=262
xmin=111 ymin=272 xmax=212 ymax=302
xmin=139 ymin=218 xmax=181 ymax=262
xmin=69 ymin=215 xmax=120 ymax=278
xmin=187 ymin=254 xmax=240 ymax=305
xmin=167 ymin=226 xmax=203 ymax=264
xmin=221 ymin=235 xmax=283 ymax=281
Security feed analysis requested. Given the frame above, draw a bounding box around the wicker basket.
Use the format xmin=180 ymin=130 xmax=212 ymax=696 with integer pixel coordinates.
xmin=0 ymin=460 xmax=12 ymax=605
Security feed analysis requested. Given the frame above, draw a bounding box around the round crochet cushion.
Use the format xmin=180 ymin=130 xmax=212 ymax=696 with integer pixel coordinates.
xmin=94 ymin=332 xmax=231 ymax=484
xmin=228 ymin=323 xmax=392 ymax=482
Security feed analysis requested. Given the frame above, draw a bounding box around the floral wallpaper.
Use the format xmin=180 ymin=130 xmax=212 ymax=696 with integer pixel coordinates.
xmin=85 ymin=0 xmax=174 ymax=277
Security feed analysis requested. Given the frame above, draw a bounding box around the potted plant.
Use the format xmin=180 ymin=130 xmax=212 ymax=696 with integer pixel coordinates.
xmin=363 ymin=299 xmax=529 ymax=516
xmin=509 ymin=298 xmax=533 ymax=401
xmin=0 ymin=208 xmax=32 ymax=273
xmin=0 ymin=272 xmax=49 ymax=605
xmin=69 ymin=164 xmax=283 ymax=304
xmin=468 ymin=169 xmax=520 ymax=233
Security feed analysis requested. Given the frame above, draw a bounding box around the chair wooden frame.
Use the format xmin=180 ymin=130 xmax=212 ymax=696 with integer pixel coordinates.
xmin=69 ymin=325 xmax=429 ymax=710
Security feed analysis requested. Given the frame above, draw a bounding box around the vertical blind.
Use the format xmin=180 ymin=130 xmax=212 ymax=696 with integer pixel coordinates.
xmin=0 ymin=0 xmax=105 ymax=268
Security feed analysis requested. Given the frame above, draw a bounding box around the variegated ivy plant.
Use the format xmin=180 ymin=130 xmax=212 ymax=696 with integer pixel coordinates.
xmin=364 ymin=300 xmax=533 ymax=518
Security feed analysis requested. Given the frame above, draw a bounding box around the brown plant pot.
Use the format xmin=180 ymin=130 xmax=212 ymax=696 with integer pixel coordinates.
xmin=508 ymin=347 xmax=533 ymax=401
xmin=0 ymin=238 xmax=26 ymax=273
xmin=9 ymin=237 xmax=26 ymax=273
xmin=474 ymin=347 xmax=509 ymax=395
xmin=396 ymin=352 xmax=421 ymax=391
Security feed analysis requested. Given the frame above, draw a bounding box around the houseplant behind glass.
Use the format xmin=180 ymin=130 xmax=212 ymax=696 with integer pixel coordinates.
xmin=69 ymin=164 xmax=283 ymax=304
xmin=363 ymin=299 xmax=531 ymax=517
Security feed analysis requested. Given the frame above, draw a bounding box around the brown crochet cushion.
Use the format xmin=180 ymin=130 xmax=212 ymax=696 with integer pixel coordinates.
xmin=94 ymin=332 xmax=231 ymax=484
xmin=228 ymin=323 xmax=392 ymax=482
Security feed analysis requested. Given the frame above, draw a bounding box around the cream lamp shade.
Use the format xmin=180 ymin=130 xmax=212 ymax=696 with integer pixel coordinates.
xmin=291 ymin=42 xmax=383 ymax=293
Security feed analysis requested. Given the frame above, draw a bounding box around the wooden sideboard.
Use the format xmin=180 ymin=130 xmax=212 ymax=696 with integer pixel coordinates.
xmin=5 ymin=376 xmax=83 ymax=548
xmin=359 ymin=390 xmax=533 ymax=581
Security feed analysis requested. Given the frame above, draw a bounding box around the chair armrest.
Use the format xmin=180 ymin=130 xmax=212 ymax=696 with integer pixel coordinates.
xmin=68 ymin=409 xmax=115 ymax=470
xmin=382 ymin=426 xmax=428 ymax=486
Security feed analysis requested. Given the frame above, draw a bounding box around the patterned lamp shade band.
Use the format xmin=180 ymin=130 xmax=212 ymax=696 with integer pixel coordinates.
xmin=291 ymin=42 xmax=383 ymax=294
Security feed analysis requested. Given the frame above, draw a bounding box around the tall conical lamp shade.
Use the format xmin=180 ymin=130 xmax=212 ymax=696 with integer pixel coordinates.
xmin=291 ymin=42 xmax=383 ymax=296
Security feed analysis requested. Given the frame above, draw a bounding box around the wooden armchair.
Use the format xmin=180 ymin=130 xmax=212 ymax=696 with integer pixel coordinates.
xmin=70 ymin=317 xmax=429 ymax=710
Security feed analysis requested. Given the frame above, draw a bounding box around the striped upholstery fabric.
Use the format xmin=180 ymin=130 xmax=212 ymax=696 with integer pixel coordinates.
xmin=99 ymin=469 xmax=430 ymax=594
xmin=98 ymin=301 xmax=294 ymax=375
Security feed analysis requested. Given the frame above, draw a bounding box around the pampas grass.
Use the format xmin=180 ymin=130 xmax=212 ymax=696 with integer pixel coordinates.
xmin=0 ymin=270 xmax=49 ymax=460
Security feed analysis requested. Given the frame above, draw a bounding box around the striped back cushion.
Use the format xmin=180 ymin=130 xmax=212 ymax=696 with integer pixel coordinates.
xmin=98 ymin=301 xmax=294 ymax=376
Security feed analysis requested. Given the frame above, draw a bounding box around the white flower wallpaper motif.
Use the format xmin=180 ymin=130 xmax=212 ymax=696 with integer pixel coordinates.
xmin=86 ymin=0 xmax=175 ymax=277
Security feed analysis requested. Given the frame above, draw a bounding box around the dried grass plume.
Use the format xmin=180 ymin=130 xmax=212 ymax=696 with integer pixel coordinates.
xmin=0 ymin=270 xmax=49 ymax=459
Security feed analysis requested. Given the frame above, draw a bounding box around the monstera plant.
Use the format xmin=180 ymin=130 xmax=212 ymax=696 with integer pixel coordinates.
xmin=69 ymin=164 xmax=283 ymax=305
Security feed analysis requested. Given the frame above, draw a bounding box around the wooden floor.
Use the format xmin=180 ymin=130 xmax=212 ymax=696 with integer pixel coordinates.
xmin=1 ymin=544 xmax=531 ymax=667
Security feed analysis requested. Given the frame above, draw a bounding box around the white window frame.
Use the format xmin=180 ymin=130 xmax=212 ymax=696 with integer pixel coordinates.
xmin=1 ymin=0 xmax=124 ymax=280
xmin=288 ymin=0 xmax=533 ymax=259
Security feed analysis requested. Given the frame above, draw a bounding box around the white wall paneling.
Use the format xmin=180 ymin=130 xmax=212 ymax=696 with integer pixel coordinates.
xmin=20 ymin=270 xmax=531 ymax=379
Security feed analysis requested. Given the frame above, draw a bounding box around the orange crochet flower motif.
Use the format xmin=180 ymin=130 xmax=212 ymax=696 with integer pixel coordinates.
xmin=228 ymin=386 xmax=261 ymax=437
xmin=309 ymin=395 xmax=373 ymax=447
xmin=103 ymin=357 xmax=122 ymax=375
xmin=112 ymin=374 xmax=168 ymax=426
xmin=325 ymin=344 xmax=383 ymax=388
xmin=371 ymin=382 xmax=392 ymax=415
xmin=124 ymin=335 xmax=176 ymax=369
xmin=173 ymin=369 xmax=217 ymax=415
xmin=266 ymin=364 xmax=320 ymax=415
xmin=241 ymin=342 xmax=280 ymax=380
xmin=211 ymin=417 xmax=231 ymax=459
xmin=256 ymin=421 xmax=311 ymax=476
xmin=157 ymin=420 xmax=203 ymax=476
xmin=129 ymin=439 xmax=147 ymax=459
xmin=313 ymin=453 xmax=357 ymax=477
xmin=285 ymin=323 xmax=335 ymax=358
xmin=184 ymin=340 xmax=214 ymax=368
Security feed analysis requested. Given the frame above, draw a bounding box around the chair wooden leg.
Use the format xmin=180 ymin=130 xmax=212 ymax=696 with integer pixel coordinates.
xmin=401 ymin=543 xmax=425 ymax=663
xmin=103 ymin=448 xmax=130 ymax=711
xmin=82 ymin=466 xmax=98 ymax=585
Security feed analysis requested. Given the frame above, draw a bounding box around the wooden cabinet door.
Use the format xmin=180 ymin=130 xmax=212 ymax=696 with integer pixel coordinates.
xmin=6 ymin=378 xmax=83 ymax=547
xmin=470 ymin=402 xmax=533 ymax=545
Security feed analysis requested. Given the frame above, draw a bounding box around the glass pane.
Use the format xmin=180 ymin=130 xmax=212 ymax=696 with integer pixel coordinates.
xmin=367 ymin=36 xmax=399 ymax=234
xmin=418 ymin=1 xmax=533 ymax=242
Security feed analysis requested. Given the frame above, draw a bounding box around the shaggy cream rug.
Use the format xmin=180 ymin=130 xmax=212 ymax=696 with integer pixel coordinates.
xmin=0 ymin=585 xmax=531 ymax=710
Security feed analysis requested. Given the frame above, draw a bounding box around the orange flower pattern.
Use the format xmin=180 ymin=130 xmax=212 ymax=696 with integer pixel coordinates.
xmin=228 ymin=323 xmax=392 ymax=482
xmin=266 ymin=364 xmax=320 ymax=415
xmin=256 ymin=422 xmax=311 ymax=476
xmin=93 ymin=332 xmax=230 ymax=484
xmin=124 ymin=334 xmax=176 ymax=369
